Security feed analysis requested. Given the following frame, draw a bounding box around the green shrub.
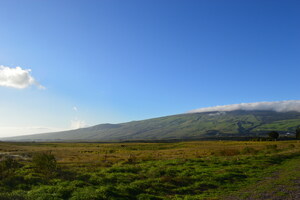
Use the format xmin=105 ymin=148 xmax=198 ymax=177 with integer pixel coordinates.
xmin=0 ymin=157 xmax=24 ymax=189
xmin=0 ymin=190 xmax=26 ymax=200
xmin=26 ymin=185 xmax=62 ymax=200
xmin=70 ymin=187 xmax=103 ymax=200
xmin=0 ymin=157 xmax=22 ymax=177
xmin=96 ymin=186 xmax=120 ymax=199
xmin=268 ymin=131 xmax=279 ymax=140
xmin=32 ymin=152 xmax=57 ymax=178
xmin=27 ymin=181 xmax=85 ymax=200
xmin=137 ymin=193 xmax=163 ymax=200
xmin=296 ymin=127 xmax=300 ymax=139
xmin=107 ymin=165 xmax=141 ymax=173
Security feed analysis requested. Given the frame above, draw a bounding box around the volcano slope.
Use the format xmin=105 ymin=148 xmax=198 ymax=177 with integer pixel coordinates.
xmin=3 ymin=110 xmax=300 ymax=141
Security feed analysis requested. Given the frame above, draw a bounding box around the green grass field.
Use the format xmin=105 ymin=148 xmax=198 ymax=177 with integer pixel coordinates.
xmin=0 ymin=140 xmax=299 ymax=199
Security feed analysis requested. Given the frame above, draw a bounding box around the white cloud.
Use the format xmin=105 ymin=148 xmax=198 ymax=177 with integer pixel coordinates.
xmin=71 ymin=120 xmax=88 ymax=129
xmin=0 ymin=65 xmax=45 ymax=89
xmin=73 ymin=106 xmax=78 ymax=112
xmin=188 ymin=100 xmax=300 ymax=113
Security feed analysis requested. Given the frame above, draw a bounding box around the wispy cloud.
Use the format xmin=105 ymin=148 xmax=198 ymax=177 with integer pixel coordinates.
xmin=71 ymin=119 xmax=88 ymax=129
xmin=73 ymin=106 xmax=78 ymax=112
xmin=188 ymin=100 xmax=300 ymax=113
xmin=0 ymin=65 xmax=45 ymax=89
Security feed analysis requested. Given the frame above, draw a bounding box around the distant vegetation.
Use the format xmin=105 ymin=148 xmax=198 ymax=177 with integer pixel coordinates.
xmin=0 ymin=140 xmax=299 ymax=199
xmin=296 ymin=127 xmax=300 ymax=139
xmin=268 ymin=131 xmax=279 ymax=140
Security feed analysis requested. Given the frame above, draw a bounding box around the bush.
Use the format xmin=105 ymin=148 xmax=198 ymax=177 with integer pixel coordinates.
xmin=137 ymin=193 xmax=163 ymax=200
xmin=27 ymin=185 xmax=64 ymax=200
xmin=0 ymin=157 xmax=22 ymax=172
xmin=268 ymin=131 xmax=279 ymax=140
xmin=0 ymin=190 xmax=26 ymax=200
xmin=0 ymin=157 xmax=22 ymax=187
xmin=32 ymin=152 xmax=57 ymax=178
xmin=70 ymin=186 xmax=122 ymax=200
xmin=70 ymin=187 xmax=103 ymax=200
xmin=296 ymin=127 xmax=300 ymax=139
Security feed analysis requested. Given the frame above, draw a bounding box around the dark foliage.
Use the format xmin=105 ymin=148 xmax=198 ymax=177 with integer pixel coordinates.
xmin=296 ymin=127 xmax=300 ymax=139
xmin=32 ymin=152 xmax=57 ymax=178
xmin=268 ymin=131 xmax=279 ymax=140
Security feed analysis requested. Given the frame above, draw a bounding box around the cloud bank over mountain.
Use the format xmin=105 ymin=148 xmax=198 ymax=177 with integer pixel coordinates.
xmin=0 ymin=65 xmax=45 ymax=89
xmin=189 ymin=100 xmax=300 ymax=113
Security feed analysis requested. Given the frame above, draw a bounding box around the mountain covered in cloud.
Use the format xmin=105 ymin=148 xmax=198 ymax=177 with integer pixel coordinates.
xmin=189 ymin=100 xmax=300 ymax=113
xmin=2 ymin=100 xmax=300 ymax=141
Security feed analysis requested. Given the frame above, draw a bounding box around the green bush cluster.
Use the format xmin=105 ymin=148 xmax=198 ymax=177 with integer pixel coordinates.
xmin=32 ymin=152 xmax=57 ymax=178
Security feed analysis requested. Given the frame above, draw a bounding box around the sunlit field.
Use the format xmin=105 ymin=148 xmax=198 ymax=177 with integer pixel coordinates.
xmin=0 ymin=140 xmax=300 ymax=199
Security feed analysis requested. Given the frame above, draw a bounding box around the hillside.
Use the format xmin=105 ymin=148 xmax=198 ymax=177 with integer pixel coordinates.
xmin=2 ymin=110 xmax=300 ymax=141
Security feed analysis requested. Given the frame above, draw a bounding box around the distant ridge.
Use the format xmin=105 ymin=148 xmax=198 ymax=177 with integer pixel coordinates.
xmin=2 ymin=109 xmax=300 ymax=141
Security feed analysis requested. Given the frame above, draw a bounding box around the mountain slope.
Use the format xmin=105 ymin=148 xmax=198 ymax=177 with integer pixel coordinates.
xmin=3 ymin=110 xmax=300 ymax=141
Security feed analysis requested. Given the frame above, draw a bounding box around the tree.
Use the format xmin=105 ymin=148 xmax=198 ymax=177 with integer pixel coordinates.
xmin=296 ymin=127 xmax=300 ymax=139
xmin=268 ymin=131 xmax=279 ymax=140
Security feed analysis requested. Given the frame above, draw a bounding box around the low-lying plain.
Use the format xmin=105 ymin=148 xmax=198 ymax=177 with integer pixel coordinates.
xmin=0 ymin=140 xmax=299 ymax=199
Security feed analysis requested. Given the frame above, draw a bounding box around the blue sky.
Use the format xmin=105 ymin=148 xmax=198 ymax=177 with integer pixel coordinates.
xmin=0 ymin=0 xmax=300 ymax=137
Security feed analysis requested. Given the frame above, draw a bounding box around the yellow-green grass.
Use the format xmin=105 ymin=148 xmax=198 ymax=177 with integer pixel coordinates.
xmin=1 ymin=140 xmax=299 ymax=166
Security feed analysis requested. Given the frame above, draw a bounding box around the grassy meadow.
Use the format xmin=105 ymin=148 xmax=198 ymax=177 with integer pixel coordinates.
xmin=0 ymin=140 xmax=300 ymax=199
